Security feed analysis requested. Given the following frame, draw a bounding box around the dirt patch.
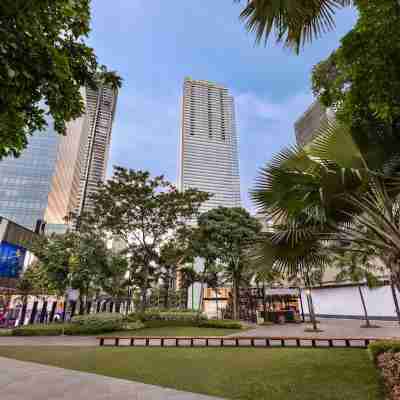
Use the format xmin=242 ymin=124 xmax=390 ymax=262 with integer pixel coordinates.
xmin=377 ymin=352 xmax=400 ymax=399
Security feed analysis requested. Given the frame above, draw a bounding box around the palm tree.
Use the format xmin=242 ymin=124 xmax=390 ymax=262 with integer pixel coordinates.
xmin=251 ymin=120 xmax=400 ymax=328
xmin=252 ymin=222 xmax=327 ymax=331
xmin=236 ymin=0 xmax=352 ymax=52
xmin=334 ymin=180 xmax=400 ymax=322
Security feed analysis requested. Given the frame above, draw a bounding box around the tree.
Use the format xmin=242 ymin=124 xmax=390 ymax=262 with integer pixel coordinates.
xmin=194 ymin=207 xmax=262 ymax=320
xmin=235 ymin=0 xmax=352 ymax=52
xmin=178 ymin=266 xmax=199 ymax=309
xmin=90 ymin=167 xmax=210 ymax=311
xmin=312 ymin=1 xmax=400 ymax=160
xmin=27 ymin=229 xmax=111 ymax=311
xmin=0 ymin=0 xmax=122 ymax=159
xmin=96 ymin=253 xmax=129 ymax=300
xmin=251 ymin=121 xmax=400 ymax=328
xmin=330 ymin=242 xmax=382 ymax=327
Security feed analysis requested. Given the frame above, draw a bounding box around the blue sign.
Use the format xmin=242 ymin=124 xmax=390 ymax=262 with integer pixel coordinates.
xmin=0 ymin=241 xmax=26 ymax=278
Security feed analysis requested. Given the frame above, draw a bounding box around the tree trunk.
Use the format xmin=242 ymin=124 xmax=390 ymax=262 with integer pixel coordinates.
xmin=306 ymin=289 xmax=318 ymax=331
xmin=358 ymin=284 xmax=371 ymax=327
xmin=163 ymin=281 xmax=169 ymax=309
xmin=232 ymin=279 xmax=240 ymax=321
xmin=140 ymin=266 xmax=149 ymax=313
xmin=390 ymin=278 xmax=400 ymax=325
xmin=198 ymin=279 xmax=205 ymax=312
xmin=215 ymin=288 xmax=219 ymax=320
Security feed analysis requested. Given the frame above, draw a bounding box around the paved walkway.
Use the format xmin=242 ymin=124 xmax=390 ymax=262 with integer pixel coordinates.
xmin=0 ymin=357 xmax=225 ymax=400
xmin=233 ymin=318 xmax=400 ymax=339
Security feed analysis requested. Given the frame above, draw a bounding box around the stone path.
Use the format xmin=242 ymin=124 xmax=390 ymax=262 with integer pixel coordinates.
xmin=0 ymin=357 xmax=225 ymax=400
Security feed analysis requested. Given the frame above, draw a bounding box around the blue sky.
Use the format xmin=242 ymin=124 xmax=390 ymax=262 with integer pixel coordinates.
xmin=88 ymin=1 xmax=357 ymax=211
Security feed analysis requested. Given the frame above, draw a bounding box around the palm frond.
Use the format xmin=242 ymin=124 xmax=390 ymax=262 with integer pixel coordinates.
xmin=236 ymin=0 xmax=352 ymax=52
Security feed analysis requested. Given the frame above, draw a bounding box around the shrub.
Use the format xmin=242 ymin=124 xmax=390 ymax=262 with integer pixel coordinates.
xmin=144 ymin=320 xmax=201 ymax=328
xmin=13 ymin=324 xmax=66 ymax=336
xmin=368 ymin=340 xmax=400 ymax=362
xmin=127 ymin=310 xmax=207 ymax=324
xmin=123 ymin=321 xmax=145 ymax=331
xmin=70 ymin=312 xmax=124 ymax=334
xmin=199 ymin=320 xmax=242 ymax=329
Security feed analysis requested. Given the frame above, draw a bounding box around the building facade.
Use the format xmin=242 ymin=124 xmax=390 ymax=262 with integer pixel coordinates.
xmin=0 ymin=85 xmax=118 ymax=232
xmin=76 ymin=85 xmax=118 ymax=216
xmin=294 ymin=100 xmax=334 ymax=147
xmin=0 ymin=117 xmax=88 ymax=232
xmin=178 ymin=77 xmax=241 ymax=212
xmin=178 ymin=78 xmax=241 ymax=309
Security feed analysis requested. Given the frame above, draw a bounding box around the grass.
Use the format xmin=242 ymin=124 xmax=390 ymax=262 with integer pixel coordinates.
xmin=101 ymin=326 xmax=242 ymax=337
xmin=0 ymin=346 xmax=382 ymax=400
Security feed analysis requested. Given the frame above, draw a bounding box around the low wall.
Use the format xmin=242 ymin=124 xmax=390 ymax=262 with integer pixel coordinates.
xmin=301 ymin=284 xmax=400 ymax=321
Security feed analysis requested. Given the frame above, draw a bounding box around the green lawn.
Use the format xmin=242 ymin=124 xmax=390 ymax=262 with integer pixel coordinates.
xmin=101 ymin=326 xmax=242 ymax=337
xmin=0 ymin=346 xmax=382 ymax=400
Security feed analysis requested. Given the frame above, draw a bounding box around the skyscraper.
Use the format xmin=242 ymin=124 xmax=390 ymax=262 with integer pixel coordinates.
xmin=178 ymin=78 xmax=241 ymax=310
xmin=0 ymin=116 xmax=88 ymax=232
xmin=294 ymin=100 xmax=335 ymax=146
xmin=178 ymin=78 xmax=240 ymax=211
xmin=76 ymin=85 xmax=118 ymax=216
xmin=0 ymin=84 xmax=118 ymax=232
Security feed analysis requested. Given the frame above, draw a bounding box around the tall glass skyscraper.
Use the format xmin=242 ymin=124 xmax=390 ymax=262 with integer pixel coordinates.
xmin=0 ymin=85 xmax=118 ymax=231
xmin=0 ymin=116 xmax=88 ymax=231
xmin=178 ymin=78 xmax=241 ymax=212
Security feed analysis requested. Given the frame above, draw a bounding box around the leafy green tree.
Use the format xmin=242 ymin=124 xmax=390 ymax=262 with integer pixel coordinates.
xmin=27 ymin=229 xmax=110 ymax=306
xmin=0 ymin=0 xmax=121 ymax=159
xmin=194 ymin=207 xmax=262 ymax=320
xmin=312 ymin=1 xmax=400 ymax=161
xmin=158 ymin=234 xmax=195 ymax=309
xmin=90 ymin=167 xmax=210 ymax=311
xmin=178 ymin=266 xmax=199 ymax=309
xmin=235 ymin=0 xmax=352 ymax=52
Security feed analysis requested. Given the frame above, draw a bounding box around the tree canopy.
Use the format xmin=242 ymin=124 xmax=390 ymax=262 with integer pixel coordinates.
xmin=89 ymin=167 xmax=210 ymax=310
xmin=0 ymin=0 xmax=121 ymax=159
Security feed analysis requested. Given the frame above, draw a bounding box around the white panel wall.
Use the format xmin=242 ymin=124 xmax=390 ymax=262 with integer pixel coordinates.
xmin=301 ymin=285 xmax=400 ymax=319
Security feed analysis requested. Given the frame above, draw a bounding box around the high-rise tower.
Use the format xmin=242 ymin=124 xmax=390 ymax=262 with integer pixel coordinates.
xmin=0 ymin=114 xmax=88 ymax=232
xmin=178 ymin=78 xmax=240 ymax=211
xmin=294 ymin=100 xmax=335 ymax=146
xmin=0 ymin=84 xmax=118 ymax=232
xmin=76 ymin=85 xmax=118 ymax=216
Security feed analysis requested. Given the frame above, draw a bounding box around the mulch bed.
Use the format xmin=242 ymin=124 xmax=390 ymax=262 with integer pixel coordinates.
xmin=377 ymin=353 xmax=400 ymax=399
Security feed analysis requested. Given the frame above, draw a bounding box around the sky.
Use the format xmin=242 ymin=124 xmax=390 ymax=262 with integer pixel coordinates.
xmin=88 ymin=0 xmax=358 ymax=211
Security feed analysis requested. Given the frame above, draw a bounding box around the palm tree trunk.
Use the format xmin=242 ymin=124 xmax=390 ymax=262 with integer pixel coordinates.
xmin=358 ymin=284 xmax=371 ymax=327
xmin=390 ymin=279 xmax=400 ymax=325
xmin=306 ymin=289 xmax=318 ymax=331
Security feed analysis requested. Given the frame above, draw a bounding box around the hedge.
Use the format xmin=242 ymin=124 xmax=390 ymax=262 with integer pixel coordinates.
xmin=13 ymin=313 xmax=125 ymax=336
xmin=369 ymin=340 xmax=400 ymax=362
xmin=199 ymin=320 xmax=242 ymax=329
xmin=127 ymin=310 xmax=207 ymax=323
xmin=71 ymin=312 xmax=124 ymax=333
xmin=13 ymin=324 xmax=67 ymax=336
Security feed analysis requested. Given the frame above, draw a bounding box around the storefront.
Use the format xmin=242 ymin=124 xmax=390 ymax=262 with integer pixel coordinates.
xmin=203 ymin=287 xmax=302 ymax=323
